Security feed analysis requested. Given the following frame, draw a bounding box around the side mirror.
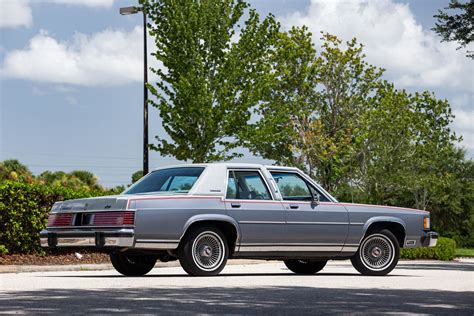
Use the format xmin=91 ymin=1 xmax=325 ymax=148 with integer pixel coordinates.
xmin=311 ymin=193 xmax=320 ymax=208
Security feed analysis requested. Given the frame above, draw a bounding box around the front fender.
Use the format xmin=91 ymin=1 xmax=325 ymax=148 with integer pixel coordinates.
xmin=181 ymin=214 xmax=242 ymax=244
xmin=362 ymin=216 xmax=407 ymax=238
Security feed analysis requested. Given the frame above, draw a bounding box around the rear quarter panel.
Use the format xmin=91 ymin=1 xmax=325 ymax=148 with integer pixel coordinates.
xmin=131 ymin=197 xmax=227 ymax=241
xmin=342 ymin=203 xmax=427 ymax=248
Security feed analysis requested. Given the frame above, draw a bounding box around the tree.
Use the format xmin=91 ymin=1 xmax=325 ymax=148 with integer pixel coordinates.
xmin=37 ymin=170 xmax=102 ymax=191
xmin=0 ymin=159 xmax=34 ymax=183
xmin=144 ymin=0 xmax=279 ymax=162
xmin=131 ymin=170 xmax=144 ymax=184
xmin=433 ymin=0 xmax=474 ymax=58
xmin=353 ymin=83 xmax=461 ymax=209
xmin=245 ymin=29 xmax=383 ymax=192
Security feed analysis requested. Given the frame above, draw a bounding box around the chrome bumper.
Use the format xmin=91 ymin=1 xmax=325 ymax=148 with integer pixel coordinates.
xmin=40 ymin=229 xmax=134 ymax=248
xmin=421 ymin=231 xmax=439 ymax=247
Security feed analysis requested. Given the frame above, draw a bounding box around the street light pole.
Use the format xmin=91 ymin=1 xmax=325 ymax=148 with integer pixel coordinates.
xmin=120 ymin=6 xmax=149 ymax=175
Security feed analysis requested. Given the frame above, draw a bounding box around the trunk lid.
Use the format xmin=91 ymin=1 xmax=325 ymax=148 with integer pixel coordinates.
xmin=54 ymin=195 xmax=129 ymax=212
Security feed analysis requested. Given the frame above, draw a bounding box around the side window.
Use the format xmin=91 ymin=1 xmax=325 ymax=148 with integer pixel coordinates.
xmin=166 ymin=176 xmax=198 ymax=191
xmin=270 ymin=172 xmax=329 ymax=202
xmin=226 ymin=170 xmax=272 ymax=200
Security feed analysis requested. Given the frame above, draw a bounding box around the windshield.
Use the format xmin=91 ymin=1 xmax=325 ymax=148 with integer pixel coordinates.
xmin=124 ymin=167 xmax=205 ymax=195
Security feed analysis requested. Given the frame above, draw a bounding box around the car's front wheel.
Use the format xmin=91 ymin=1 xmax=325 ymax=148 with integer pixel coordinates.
xmin=110 ymin=253 xmax=157 ymax=276
xmin=351 ymin=229 xmax=400 ymax=276
xmin=178 ymin=226 xmax=229 ymax=276
xmin=284 ymin=259 xmax=327 ymax=274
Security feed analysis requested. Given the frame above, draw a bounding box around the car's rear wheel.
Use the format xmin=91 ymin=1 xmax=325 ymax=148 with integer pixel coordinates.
xmin=284 ymin=259 xmax=327 ymax=274
xmin=110 ymin=253 xmax=157 ymax=276
xmin=178 ymin=226 xmax=229 ymax=276
xmin=351 ymin=229 xmax=400 ymax=276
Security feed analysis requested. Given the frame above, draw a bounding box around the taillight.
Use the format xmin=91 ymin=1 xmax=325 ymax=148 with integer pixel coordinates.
xmin=423 ymin=217 xmax=430 ymax=230
xmin=92 ymin=211 xmax=135 ymax=226
xmin=47 ymin=213 xmax=73 ymax=227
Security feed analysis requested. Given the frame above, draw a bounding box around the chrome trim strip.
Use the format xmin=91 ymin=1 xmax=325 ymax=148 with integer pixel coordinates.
xmin=238 ymin=221 xmax=285 ymax=225
xmin=239 ymin=221 xmax=362 ymax=225
xmin=48 ymin=236 xmax=135 ymax=247
xmin=238 ymin=245 xmax=343 ymax=252
xmin=340 ymin=246 xmax=359 ymax=252
xmin=134 ymin=242 xmax=178 ymax=250
xmin=287 ymin=221 xmax=348 ymax=225
xmin=57 ymin=237 xmax=95 ymax=246
xmin=104 ymin=237 xmax=134 ymax=247
xmin=40 ymin=229 xmax=135 ymax=248
xmin=240 ymin=242 xmax=343 ymax=246
xmin=47 ymin=225 xmax=135 ymax=229
xmin=136 ymin=239 xmax=180 ymax=243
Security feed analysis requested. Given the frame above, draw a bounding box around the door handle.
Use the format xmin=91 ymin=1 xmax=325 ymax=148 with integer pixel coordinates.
xmin=231 ymin=203 xmax=241 ymax=208
xmin=289 ymin=204 xmax=299 ymax=210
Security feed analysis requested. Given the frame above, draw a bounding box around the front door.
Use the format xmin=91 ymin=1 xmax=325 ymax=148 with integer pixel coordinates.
xmin=270 ymin=171 xmax=349 ymax=253
xmin=224 ymin=169 xmax=286 ymax=252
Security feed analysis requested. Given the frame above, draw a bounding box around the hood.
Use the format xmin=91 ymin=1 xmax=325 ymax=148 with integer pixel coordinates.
xmin=339 ymin=202 xmax=429 ymax=215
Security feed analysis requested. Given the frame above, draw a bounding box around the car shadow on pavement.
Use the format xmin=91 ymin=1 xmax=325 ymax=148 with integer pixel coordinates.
xmin=0 ymin=287 xmax=472 ymax=315
xmin=44 ymin=272 xmax=361 ymax=278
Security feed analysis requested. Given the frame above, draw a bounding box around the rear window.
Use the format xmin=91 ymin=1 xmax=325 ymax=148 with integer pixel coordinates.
xmin=124 ymin=167 xmax=204 ymax=194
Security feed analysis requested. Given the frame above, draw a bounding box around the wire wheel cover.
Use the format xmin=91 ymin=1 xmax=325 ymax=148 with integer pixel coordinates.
xmin=192 ymin=231 xmax=225 ymax=271
xmin=360 ymin=234 xmax=394 ymax=271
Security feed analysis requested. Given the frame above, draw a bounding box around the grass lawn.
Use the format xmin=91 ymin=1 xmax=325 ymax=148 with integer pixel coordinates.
xmin=455 ymin=248 xmax=474 ymax=257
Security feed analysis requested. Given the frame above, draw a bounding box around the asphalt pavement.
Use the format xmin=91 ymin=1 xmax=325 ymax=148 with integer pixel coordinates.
xmin=1 ymin=260 xmax=473 ymax=315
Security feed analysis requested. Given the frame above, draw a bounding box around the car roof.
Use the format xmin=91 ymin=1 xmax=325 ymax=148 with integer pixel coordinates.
xmin=152 ymin=162 xmax=298 ymax=171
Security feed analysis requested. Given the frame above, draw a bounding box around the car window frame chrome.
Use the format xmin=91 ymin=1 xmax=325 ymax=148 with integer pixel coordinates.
xmin=224 ymin=168 xmax=276 ymax=201
xmin=267 ymin=169 xmax=337 ymax=203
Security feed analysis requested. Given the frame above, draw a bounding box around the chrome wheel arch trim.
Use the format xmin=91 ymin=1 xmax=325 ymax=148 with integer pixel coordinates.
xmin=180 ymin=214 xmax=242 ymax=251
xmin=358 ymin=217 xmax=406 ymax=245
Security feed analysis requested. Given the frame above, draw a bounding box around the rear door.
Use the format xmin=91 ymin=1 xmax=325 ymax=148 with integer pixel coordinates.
xmin=224 ymin=169 xmax=286 ymax=252
xmin=270 ymin=171 xmax=349 ymax=252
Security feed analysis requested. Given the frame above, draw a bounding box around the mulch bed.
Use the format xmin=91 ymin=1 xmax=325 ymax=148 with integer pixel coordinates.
xmin=0 ymin=250 xmax=110 ymax=265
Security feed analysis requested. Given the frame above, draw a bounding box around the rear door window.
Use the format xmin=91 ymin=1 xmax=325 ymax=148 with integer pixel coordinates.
xmin=226 ymin=170 xmax=272 ymax=200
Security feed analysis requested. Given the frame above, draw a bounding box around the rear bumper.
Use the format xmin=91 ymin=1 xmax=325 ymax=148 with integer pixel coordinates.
xmin=421 ymin=231 xmax=438 ymax=247
xmin=39 ymin=228 xmax=134 ymax=248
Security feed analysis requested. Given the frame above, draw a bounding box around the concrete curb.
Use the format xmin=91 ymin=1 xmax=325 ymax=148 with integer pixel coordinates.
xmin=0 ymin=259 xmax=265 ymax=274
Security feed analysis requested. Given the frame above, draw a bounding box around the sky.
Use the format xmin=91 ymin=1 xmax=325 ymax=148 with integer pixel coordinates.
xmin=0 ymin=0 xmax=473 ymax=188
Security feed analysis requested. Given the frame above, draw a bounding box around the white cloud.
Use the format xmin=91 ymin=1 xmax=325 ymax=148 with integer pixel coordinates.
xmin=0 ymin=0 xmax=116 ymax=29
xmin=451 ymin=96 xmax=474 ymax=153
xmin=1 ymin=27 xmax=150 ymax=86
xmin=0 ymin=0 xmax=32 ymax=28
xmin=44 ymin=0 xmax=115 ymax=8
xmin=281 ymin=0 xmax=474 ymax=92
xmin=454 ymin=109 xmax=474 ymax=132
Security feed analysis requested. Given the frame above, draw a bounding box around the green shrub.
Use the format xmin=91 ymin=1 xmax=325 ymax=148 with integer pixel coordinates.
xmin=401 ymin=237 xmax=456 ymax=261
xmin=0 ymin=244 xmax=8 ymax=255
xmin=0 ymin=181 xmax=113 ymax=254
